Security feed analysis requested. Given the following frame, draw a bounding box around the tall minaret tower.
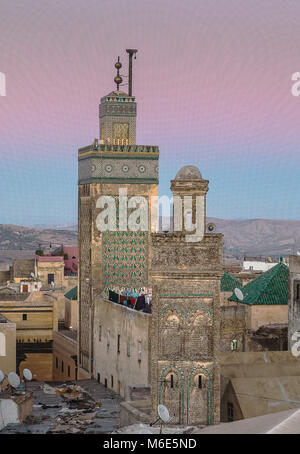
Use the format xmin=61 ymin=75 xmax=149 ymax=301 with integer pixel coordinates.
xmin=77 ymin=51 xmax=159 ymax=375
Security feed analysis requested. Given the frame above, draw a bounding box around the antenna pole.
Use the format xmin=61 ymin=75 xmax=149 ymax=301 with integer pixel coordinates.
xmin=126 ymin=49 xmax=138 ymax=96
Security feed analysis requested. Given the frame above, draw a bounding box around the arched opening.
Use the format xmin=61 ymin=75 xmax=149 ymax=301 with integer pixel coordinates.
xmin=161 ymin=370 xmax=183 ymax=424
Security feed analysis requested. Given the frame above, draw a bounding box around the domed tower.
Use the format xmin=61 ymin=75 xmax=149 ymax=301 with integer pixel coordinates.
xmin=171 ymin=165 xmax=209 ymax=239
xmin=150 ymin=166 xmax=223 ymax=426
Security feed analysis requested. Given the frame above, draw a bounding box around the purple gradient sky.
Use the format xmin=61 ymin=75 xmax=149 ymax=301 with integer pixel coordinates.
xmin=0 ymin=0 xmax=299 ymax=225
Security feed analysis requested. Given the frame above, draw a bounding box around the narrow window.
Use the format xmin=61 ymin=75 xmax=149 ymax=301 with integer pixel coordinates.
xmin=117 ymin=334 xmax=120 ymax=353
xmin=22 ymin=314 xmax=27 ymax=321
xmin=111 ymin=375 xmax=114 ymax=388
xmin=107 ymin=330 xmax=110 ymax=347
xmin=138 ymin=341 xmax=142 ymax=361
xmin=231 ymin=339 xmax=238 ymax=351
xmin=296 ymin=283 xmax=300 ymax=301
xmin=99 ymin=325 xmax=102 ymax=342
xmin=48 ymin=273 xmax=55 ymax=285
xmin=97 ymin=373 xmax=100 ymax=384
xmin=68 ymin=365 xmax=70 ymax=377
xmin=127 ymin=340 xmax=131 ymax=357
xmin=227 ymin=403 xmax=234 ymax=422
xmin=104 ymin=378 xmax=107 ymax=388
xmin=170 ymin=374 xmax=174 ymax=388
xmin=56 ymin=357 xmax=58 ymax=369
xmin=198 ymin=375 xmax=202 ymax=389
xmin=61 ymin=360 xmax=64 ymax=373
xmin=0 ymin=332 xmax=6 ymax=356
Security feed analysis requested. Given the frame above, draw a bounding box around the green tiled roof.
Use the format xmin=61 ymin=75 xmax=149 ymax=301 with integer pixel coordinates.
xmin=221 ymin=271 xmax=243 ymax=292
xmin=229 ymin=262 xmax=289 ymax=305
xmin=64 ymin=286 xmax=78 ymax=300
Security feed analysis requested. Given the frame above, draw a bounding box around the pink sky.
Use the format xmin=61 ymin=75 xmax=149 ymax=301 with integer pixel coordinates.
xmin=0 ymin=0 xmax=299 ymax=223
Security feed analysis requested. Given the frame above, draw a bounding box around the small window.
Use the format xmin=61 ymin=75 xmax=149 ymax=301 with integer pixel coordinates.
xmin=198 ymin=375 xmax=202 ymax=389
xmin=97 ymin=373 xmax=100 ymax=384
xmin=68 ymin=365 xmax=70 ymax=377
xmin=104 ymin=378 xmax=107 ymax=388
xmin=170 ymin=374 xmax=174 ymax=389
xmin=22 ymin=314 xmax=27 ymax=321
xmin=295 ymin=281 xmax=300 ymax=302
xmin=61 ymin=360 xmax=64 ymax=373
xmin=99 ymin=325 xmax=102 ymax=342
xmin=138 ymin=341 xmax=142 ymax=361
xmin=56 ymin=357 xmax=58 ymax=369
xmin=127 ymin=340 xmax=131 ymax=357
xmin=227 ymin=403 xmax=234 ymax=422
xmin=231 ymin=339 xmax=238 ymax=351
xmin=48 ymin=273 xmax=54 ymax=285
xmin=117 ymin=334 xmax=120 ymax=353
xmin=111 ymin=375 xmax=114 ymax=388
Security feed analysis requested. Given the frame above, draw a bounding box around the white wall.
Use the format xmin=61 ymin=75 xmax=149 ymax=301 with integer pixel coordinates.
xmin=243 ymin=261 xmax=277 ymax=272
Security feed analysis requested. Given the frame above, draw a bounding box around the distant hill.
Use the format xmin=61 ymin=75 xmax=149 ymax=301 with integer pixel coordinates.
xmin=0 ymin=218 xmax=299 ymax=269
xmin=207 ymin=217 xmax=300 ymax=258
xmin=0 ymin=224 xmax=77 ymax=251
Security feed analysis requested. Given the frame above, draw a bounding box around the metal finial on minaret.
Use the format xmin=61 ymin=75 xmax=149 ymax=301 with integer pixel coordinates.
xmin=126 ymin=49 xmax=138 ymax=96
xmin=114 ymin=56 xmax=123 ymax=91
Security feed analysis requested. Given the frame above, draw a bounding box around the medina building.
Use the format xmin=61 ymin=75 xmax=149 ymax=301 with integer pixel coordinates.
xmin=77 ymin=51 xmax=223 ymax=425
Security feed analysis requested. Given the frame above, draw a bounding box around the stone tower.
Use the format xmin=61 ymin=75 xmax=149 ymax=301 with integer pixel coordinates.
xmin=78 ymin=55 xmax=159 ymax=375
xmin=150 ymin=166 xmax=223 ymax=425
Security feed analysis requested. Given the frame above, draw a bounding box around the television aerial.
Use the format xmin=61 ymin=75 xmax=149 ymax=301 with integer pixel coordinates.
xmin=0 ymin=369 xmax=5 ymax=383
xmin=150 ymin=404 xmax=171 ymax=433
xmin=23 ymin=368 xmax=32 ymax=381
xmin=207 ymin=223 xmax=216 ymax=233
xmin=8 ymin=372 xmax=20 ymax=390
xmin=23 ymin=368 xmax=32 ymax=391
xmin=234 ymin=288 xmax=244 ymax=301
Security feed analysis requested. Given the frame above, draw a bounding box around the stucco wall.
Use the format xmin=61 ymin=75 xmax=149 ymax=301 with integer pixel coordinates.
xmin=250 ymin=305 xmax=288 ymax=331
xmin=53 ymin=330 xmax=77 ymax=381
xmin=93 ymin=296 xmax=151 ymax=400
xmin=220 ymin=351 xmax=300 ymax=422
xmin=0 ymin=319 xmax=16 ymax=374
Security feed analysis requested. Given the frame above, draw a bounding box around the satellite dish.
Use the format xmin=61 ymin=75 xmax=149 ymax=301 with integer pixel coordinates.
xmin=139 ymin=428 xmax=153 ymax=434
xmin=157 ymin=404 xmax=170 ymax=423
xmin=234 ymin=288 xmax=244 ymax=301
xmin=207 ymin=223 xmax=216 ymax=233
xmin=37 ymin=272 xmax=41 ymax=277
xmin=0 ymin=370 xmax=5 ymax=383
xmin=297 ymin=252 xmax=300 ymax=256
xmin=23 ymin=369 xmax=32 ymax=381
xmin=8 ymin=372 xmax=20 ymax=389
xmin=51 ymin=281 xmax=55 ymax=287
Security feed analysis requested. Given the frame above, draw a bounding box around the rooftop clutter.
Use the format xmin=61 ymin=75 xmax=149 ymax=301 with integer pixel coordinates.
xmin=108 ymin=289 xmax=152 ymax=313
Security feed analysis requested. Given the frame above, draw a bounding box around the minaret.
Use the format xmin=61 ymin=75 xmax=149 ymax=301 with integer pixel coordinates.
xmin=78 ymin=51 xmax=159 ymax=376
xmin=99 ymin=55 xmax=137 ymax=145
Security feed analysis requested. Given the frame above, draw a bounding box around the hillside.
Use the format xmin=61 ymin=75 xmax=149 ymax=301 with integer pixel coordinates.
xmin=0 ymin=218 xmax=299 ymax=269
